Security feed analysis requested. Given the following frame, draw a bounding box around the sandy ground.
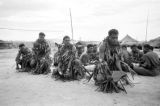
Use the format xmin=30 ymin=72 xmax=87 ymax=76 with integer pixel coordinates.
xmin=0 ymin=49 xmax=160 ymax=106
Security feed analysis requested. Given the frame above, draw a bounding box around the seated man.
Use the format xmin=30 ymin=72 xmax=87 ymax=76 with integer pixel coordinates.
xmin=134 ymin=44 xmax=160 ymax=76
xmin=15 ymin=43 xmax=32 ymax=72
xmin=52 ymin=36 xmax=84 ymax=80
xmin=92 ymin=44 xmax=99 ymax=61
xmin=130 ymin=44 xmax=143 ymax=63
xmin=75 ymin=42 xmax=85 ymax=59
xmin=80 ymin=44 xmax=98 ymax=66
xmin=121 ymin=45 xmax=133 ymax=69
xmin=80 ymin=44 xmax=94 ymax=66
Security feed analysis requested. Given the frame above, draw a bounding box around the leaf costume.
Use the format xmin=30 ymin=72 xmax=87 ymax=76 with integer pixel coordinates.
xmin=15 ymin=47 xmax=32 ymax=72
xmin=52 ymin=44 xmax=85 ymax=80
xmin=88 ymin=37 xmax=135 ymax=93
xmin=32 ymin=39 xmax=52 ymax=74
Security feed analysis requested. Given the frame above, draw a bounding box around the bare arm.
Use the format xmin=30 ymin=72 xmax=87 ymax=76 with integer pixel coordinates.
xmin=15 ymin=50 xmax=21 ymax=61
xmin=80 ymin=54 xmax=89 ymax=66
xmin=115 ymin=54 xmax=123 ymax=71
xmin=99 ymin=42 xmax=106 ymax=62
xmin=140 ymin=55 xmax=151 ymax=69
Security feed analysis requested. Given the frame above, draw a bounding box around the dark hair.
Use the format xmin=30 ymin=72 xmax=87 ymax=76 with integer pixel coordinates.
xmin=93 ymin=44 xmax=97 ymax=47
xmin=150 ymin=46 xmax=154 ymax=51
xmin=131 ymin=44 xmax=137 ymax=49
xmin=39 ymin=32 xmax=45 ymax=36
xmin=137 ymin=45 xmax=142 ymax=50
xmin=87 ymin=44 xmax=93 ymax=49
xmin=19 ymin=43 xmax=25 ymax=48
xmin=108 ymin=29 xmax=119 ymax=36
xmin=63 ymin=35 xmax=70 ymax=41
xmin=122 ymin=45 xmax=127 ymax=48
xmin=143 ymin=44 xmax=151 ymax=49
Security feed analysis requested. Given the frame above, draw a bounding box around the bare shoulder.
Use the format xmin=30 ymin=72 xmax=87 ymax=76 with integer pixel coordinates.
xmin=99 ymin=41 xmax=106 ymax=52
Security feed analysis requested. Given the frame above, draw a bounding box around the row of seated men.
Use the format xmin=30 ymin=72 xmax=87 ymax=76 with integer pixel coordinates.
xmin=16 ymin=29 xmax=160 ymax=79
xmin=121 ymin=44 xmax=160 ymax=76
xmin=76 ymin=42 xmax=160 ymax=77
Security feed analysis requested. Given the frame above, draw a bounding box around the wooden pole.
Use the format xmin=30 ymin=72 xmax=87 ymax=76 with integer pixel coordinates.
xmin=145 ymin=10 xmax=149 ymax=42
xmin=69 ymin=8 xmax=74 ymax=41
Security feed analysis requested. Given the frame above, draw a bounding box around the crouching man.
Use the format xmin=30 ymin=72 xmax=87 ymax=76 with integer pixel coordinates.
xmin=89 ymin=29 xmax=134 ymax=93
xmin=15 ymin=43 xmax=32 ymax=72
xmin=52 ymin=36 xmax=84 ymax=80
xmin=134 ymin=44 xmax=160 ymax=76
xmin=31 ymin=32 xmax=52 ymax=74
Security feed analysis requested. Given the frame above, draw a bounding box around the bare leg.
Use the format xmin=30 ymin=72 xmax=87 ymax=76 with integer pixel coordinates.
xmin=134 ymin=66 xmax=158 ymax=76
xmin=116 ymin=59 xmax=123 ymax=72
xmin=16 ymin=63 xmax=19 ymax=69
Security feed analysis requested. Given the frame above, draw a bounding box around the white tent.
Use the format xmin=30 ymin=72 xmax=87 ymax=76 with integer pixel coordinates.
xmin=120 ymin=35 xmax=138 ymax=45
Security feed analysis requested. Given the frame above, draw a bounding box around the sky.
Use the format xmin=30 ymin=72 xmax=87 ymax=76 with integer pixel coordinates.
xmin=0 ymin=0 xmax=160 ymax=41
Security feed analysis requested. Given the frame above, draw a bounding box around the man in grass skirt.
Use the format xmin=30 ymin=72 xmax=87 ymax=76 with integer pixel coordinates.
xmin=52 ymin=36 xmax=84 ymax=80
xmin=90 ymin=29 xmax=135 ymax=93
xmin=31 ymin=32 xmax=52 ymax=74
xmin=15 ymin=43 xmax=32 ymax=72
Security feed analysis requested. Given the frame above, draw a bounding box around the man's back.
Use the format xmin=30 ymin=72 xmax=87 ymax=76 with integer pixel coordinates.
xmin=143 ymin=51 xmax=160 ymax=69
xmin=80 ymin=52 xmax=90 ymax=66
xmin=121 ymin=50 xmax=130 ymax=60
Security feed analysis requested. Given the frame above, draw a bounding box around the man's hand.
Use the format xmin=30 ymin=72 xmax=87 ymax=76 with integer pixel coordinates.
xmin=99 ymin=59 xmax=103 ymax=62
xmin=64 ymin=68 xmax=70 ymax=77
xmin=58 ymin=67 xmax=62 ymax=75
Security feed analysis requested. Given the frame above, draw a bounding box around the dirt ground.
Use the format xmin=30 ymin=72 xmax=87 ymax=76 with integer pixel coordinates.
xmin=0 ymin=49 xmax=160 ymax=106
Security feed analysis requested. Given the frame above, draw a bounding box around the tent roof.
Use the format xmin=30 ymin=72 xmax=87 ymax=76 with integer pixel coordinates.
xmin=120 ymin=35 xmax=138 ymax=45
xmin=148 ymin=36 xmax=160 ymax=47
xmin=0 ymin=40 xmax=5 ymax=43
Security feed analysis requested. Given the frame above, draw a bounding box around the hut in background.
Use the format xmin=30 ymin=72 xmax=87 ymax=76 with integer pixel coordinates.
xmin=0 ymin=40 xmax=13 ymax=49
xmin=120 ymin=35 xmax=138 ymax=46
